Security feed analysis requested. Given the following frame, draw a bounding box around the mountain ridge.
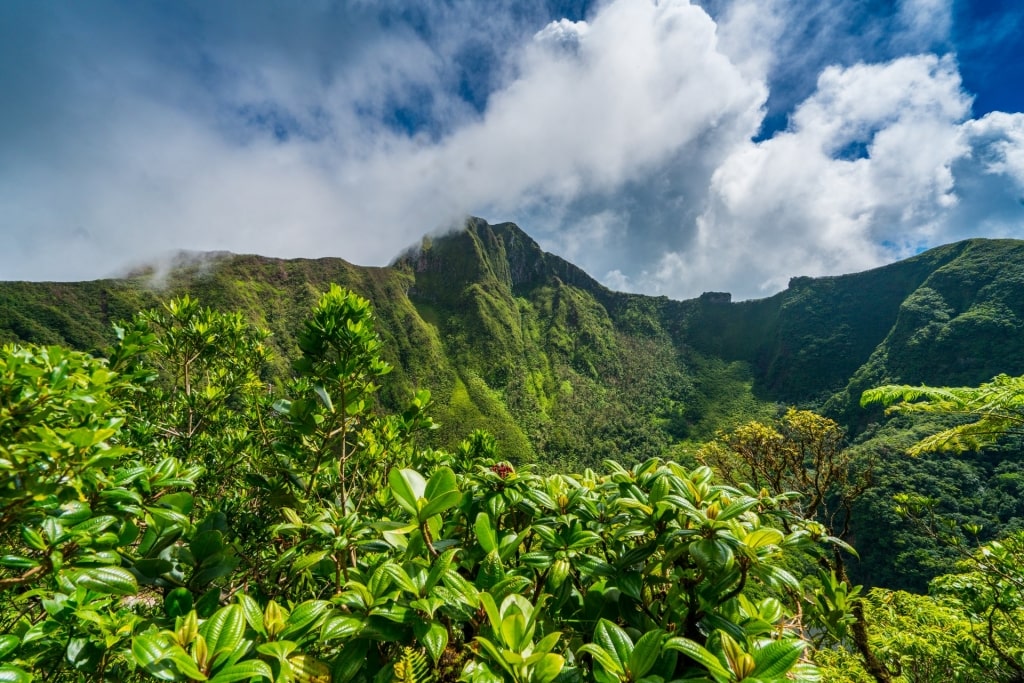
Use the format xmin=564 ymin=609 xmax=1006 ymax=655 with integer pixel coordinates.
xmin=3 ymin=220 xmax=1024 ymax=458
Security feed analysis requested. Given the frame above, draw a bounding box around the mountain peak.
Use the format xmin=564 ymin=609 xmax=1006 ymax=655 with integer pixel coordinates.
xmin=394 ymin=217 xmax=605 ymax=301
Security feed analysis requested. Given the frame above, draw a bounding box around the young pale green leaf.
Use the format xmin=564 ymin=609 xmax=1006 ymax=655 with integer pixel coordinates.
xmin=479 ymin=592 xmax=502 ymax=634
xmin=389 ymin=469 xmax=426 ymax=516
xmin=716 ymin=498 xmax=758 ymax=522
xmin=474 ymin=637 xmax=516 ymax=678
xmin=533 ymin=631 xmax=561 ymax=655
xmin=289 ymin=655 xmax=330 ymax=683
xmin=531 ymin=653 xmax=565 ymax=683
xmin=257 ymin=641 xmax=296 ymax=663
xmin=744 ymin=528 xmax=784 ymax=551
xmin=500 ymin=613 xmax=529 ymax=652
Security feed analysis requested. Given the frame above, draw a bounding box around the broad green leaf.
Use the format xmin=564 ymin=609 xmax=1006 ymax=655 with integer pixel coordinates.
xmin=423 ymin=467 xmax=457 ymax=500
xmin=208 ymin=660 xmax=273 ymax=683
xmin=750 ymin=639 xmax=805 ymax=679
xmin=419 ymin=621 xmax=448 ymax=664
xmin=280 ymin=601 xmax=332 ymax=641
xmin=629 ymin=629 xmax=664 ymax=680
xmin=165 ymin=588 xmax=194 ymax=619
xmin=313 ymin=384 xmax=334 ymax=412
xmin=156 ymin=492 xmax=195 ymax=514
xmin=664 ymin=637 xmax=729 ymax=681
xmin=332 ymin=640 xmax=369 ymax=683
xmin=577 ymin=644 xmax=621 ymax=675
xmin=419 ymin=489 xmax=462 ymax=521
xmin=21 ymin=527 xmax=46 ymax=552
xmin=134 ymin=558 xmax=173 ymax=578
xmin=0 ymin=556 xmax=37 ymax=570
xmin=71 ymin=566 xmax=138 ymax=595
xmin=201 ymin=604 xmax=246 ymax=665
xmin=190 ymin=530 xmax=225 ymax=564
xmin=475 ymin=513 xmax=497 ymax=553
xmin=594 ymin=619 xmax=632 ymax=671
xmin=0 ymin=666 xmax=31 ymax=683
xmin=0 ymin=636 xmax=19 ymax=660
xmin=320 ymin=616 xmax=363 ymax=642
xmin=195 ymin=587 xmax=222 ymax=618
xmin=292 ymin=550 xmax=329 ymax=573
xmin=237 ymin=594 xmax=265 ymax=636
xmin=380 ymin=562 xmax=419 ymax=595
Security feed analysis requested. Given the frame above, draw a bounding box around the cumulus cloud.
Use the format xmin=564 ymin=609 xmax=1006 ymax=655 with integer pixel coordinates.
xmin=642 ymin=54 xmax=1024 ymax=300
xmin=0 ymin=0 xmax=767 ymax=284
xmin=1 ymin=0 xmax=1024 ymax=301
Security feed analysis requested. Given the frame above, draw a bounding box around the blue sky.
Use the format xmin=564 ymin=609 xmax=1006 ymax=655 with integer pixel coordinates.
xmin=2 ymin=0 xmax=1023 ymax=299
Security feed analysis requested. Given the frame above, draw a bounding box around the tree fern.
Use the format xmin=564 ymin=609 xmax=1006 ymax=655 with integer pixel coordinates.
xmin=862 ymin=374 xmax=1024 ymax=455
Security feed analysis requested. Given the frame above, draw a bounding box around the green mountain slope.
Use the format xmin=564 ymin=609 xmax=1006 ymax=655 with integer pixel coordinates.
xmin=3 ymin=220 xmax=1024 ymax=465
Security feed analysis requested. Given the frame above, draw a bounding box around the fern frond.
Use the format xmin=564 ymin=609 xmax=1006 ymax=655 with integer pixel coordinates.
xmin=393 ymin=647 xmax=435 ymax=683
xmin=863 ymin=374 xmax=1024 ymax=455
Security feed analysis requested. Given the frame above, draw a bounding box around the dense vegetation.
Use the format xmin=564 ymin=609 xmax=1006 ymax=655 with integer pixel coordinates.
xmin=3 ymin=218 xmax=1024 ymax=608
xmin=6 ymin=285 xmax=1023 ymax=682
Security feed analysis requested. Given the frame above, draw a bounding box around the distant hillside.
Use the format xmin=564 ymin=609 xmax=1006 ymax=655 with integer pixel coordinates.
xmin=4 ymin=218 xmax=1024 ymax=466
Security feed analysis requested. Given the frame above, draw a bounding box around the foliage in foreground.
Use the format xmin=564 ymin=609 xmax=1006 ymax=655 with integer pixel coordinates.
xmin=1 ymin=285 xmax=832 ymax=683
xmin=2 ymin=285 xmax=1023 ymax=683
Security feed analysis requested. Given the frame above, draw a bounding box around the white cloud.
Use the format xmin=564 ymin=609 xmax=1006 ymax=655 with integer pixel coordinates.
xmin=1 ymin=0 xmax=768 ymax=284
xmin=2 ymin=0 xmax=1024 ymax=302
xmin=645 ymin=55 xmax=976 ymax=298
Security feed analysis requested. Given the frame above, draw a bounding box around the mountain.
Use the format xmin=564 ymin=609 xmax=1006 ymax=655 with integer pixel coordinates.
xmin=4 ymin=219 xmax=1024 ymax=464
xmin=7 ymin=218 xmax=1024 ymax=590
